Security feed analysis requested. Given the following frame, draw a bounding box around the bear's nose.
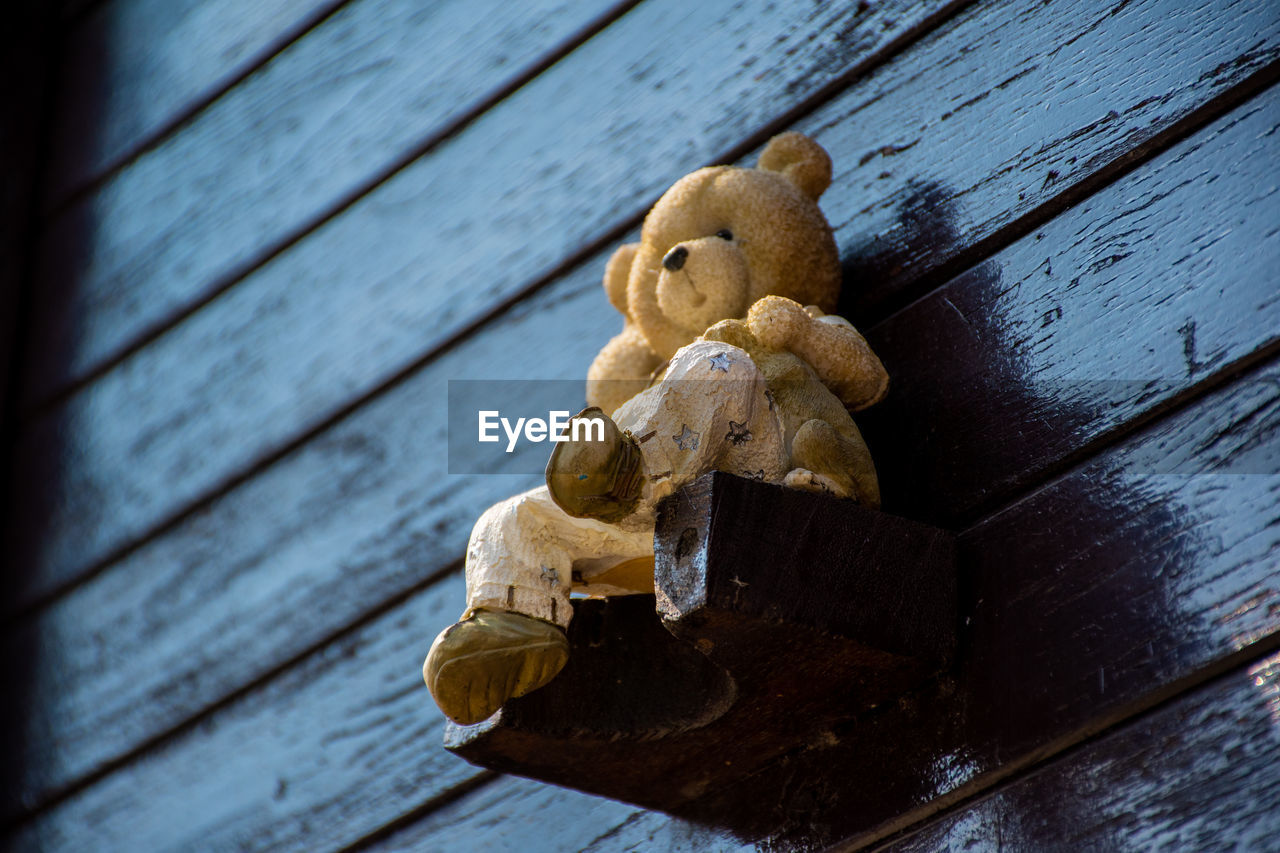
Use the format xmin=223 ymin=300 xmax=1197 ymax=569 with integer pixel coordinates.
xmin=662 ymin=245 xmax=688 ymax=271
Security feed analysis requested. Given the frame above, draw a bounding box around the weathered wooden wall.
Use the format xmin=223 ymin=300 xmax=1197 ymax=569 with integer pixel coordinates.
xmin=3 ymin=0 xmax=1277 ymax=850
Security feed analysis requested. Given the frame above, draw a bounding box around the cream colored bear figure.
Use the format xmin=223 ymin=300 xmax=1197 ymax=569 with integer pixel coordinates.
xmin=425 ymin=133 xmax=889 ymax=725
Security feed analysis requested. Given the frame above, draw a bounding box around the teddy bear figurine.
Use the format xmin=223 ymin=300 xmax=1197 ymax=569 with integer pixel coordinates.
xmin=425 ymin=132 xmax=889 ymax=725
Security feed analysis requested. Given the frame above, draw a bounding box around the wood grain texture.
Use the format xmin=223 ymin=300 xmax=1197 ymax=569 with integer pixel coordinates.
xmin=14 ymin=0 xmax=1270 ymax=621
xmin=364 ymin=775 xmax=643 ymax=853
xmin=879 ymin=652 xmax=1280 ymax=853
xmin=580 ymin=811 xmax=751 ymax=853
xmin=6 ymin=572 xmax=491 ymax=853
xmin=0 ymin=248 xmax=621 ymax=818
xmin=44 ymin=0 xmax=347 ymax=206
xmin=857 ymin=83 xmax=1280 ymax=526
xmin=22 ymin=0 xmax=948 ymax=409
xmin=365 ymin=774 xmax=746 ymax=853
xmin=806 ymin=0 xmax=1280 ymax=318
xmin=24 ymin=0 xmax=632 ymax=408
xmin=9 ymin=71 xmax=1278 ymax=825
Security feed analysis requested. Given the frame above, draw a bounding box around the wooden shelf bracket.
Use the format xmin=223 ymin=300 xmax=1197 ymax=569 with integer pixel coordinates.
xmin=444 ymin=471 xmax=956 ymax=819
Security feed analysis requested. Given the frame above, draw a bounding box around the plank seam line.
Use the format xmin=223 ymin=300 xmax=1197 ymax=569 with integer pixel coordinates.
xmin=850 ymin=638 xmax=1280 ymax=853
xmin=581 ymin=810 xmax=651 ymax=851
xmin=959 ymin=336 xmax=1280 ymax=536
xmin=24 ymin=0 xmax=648 ymax=418
xmin=7 ymin=203 xmax=638 ymax=620
xmin=666 ymin=0 xmax=979 ymax=205
xmin=12 ymin=0 xmax=978 ymax=611
xmin=0 ymin=558 xmax=465 ymax=833
xmin=334 ymin=770 xmax=502 ymax=853
xmin=859 ymin=57 xmax=1280 ymax=329
xmin=43 ymin=0 xmax=357 ymax=217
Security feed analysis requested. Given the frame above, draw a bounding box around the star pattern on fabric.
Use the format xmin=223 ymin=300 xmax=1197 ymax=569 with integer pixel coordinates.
xmin=673 ymin=424 xmax=700 ymax=451
xmin=725 ymin=420 xmax=752 ymax=445
xmin=707 ymin=351 xmax=732 ymax=373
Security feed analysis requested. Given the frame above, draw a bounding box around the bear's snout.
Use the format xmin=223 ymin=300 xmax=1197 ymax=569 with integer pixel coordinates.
xmin=654 ymin=236 xmax=751 ymax=339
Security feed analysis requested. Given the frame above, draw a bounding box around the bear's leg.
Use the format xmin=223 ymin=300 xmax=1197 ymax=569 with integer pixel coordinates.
xmin=786 ymin=418 xmax=881 ymax=508
xmin=424 ymin=485 xmax=652 ymax=724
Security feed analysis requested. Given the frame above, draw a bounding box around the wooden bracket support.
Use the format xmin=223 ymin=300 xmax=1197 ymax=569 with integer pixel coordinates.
xmin=444 ymin=472 xmax=956 ymax=818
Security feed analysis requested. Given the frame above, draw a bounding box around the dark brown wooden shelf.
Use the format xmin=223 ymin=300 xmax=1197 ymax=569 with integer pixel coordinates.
xmin=445 ymin=472 xmax=955 ymax=820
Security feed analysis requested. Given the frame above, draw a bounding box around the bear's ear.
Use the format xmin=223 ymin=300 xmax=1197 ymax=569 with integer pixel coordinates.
xmin=602 ymin=242 xmax=639 ymax=315
xmin=757 ymin=132 xmax=832 ymax=200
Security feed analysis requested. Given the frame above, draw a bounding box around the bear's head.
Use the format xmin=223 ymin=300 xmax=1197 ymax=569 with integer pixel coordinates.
xmin=608 ymin=132 xmax=839 ymax=359
xmin=585 ymin=132 xmax=843 ymax=415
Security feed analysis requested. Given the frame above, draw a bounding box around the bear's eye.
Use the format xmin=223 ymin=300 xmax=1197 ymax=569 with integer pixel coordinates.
xmin=715 ymin=229 xmax=733 ymax=241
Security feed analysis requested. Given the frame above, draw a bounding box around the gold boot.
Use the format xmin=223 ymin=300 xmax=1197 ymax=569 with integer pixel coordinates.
xmin=424 ymin=609 xmax=569 ymax=725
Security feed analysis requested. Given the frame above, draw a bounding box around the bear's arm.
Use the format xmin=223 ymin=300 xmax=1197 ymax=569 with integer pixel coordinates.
xmin=586 ymin=324 xmax=664 ymax=416
xmin=746 ymin=295 xmax=889 ymax=411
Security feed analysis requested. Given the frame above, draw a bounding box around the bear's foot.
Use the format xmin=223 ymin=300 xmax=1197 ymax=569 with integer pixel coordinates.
xmin=789 ymin=418 xmax=881 ymax=508
xmin=424 ymin=609 xmax=570 ymax=725
xmin=783 ymin=467 xmax=844 ymax=497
